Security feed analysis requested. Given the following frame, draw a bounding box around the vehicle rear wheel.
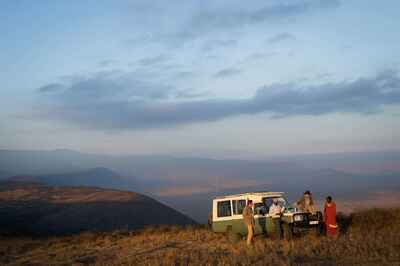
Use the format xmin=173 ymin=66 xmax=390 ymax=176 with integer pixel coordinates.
xmin=226 ymin=225 xmax=241 ymax=243
xmin=283 ymin=223 xmax=293 ymax=240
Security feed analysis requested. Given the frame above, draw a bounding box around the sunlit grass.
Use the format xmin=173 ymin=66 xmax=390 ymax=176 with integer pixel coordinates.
xmin=1 ymin=208 xmax=399 ymax=265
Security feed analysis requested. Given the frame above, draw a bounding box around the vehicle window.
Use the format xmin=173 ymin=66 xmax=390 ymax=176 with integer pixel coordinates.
xmin=263 ymin=198 xmax=273 ymax=209
xmin=232 ymin=200 xmax=246 ymax=215
xmin=254 ymin=203 xmax=267 ymax=215
xmin=263 ymin=197 xmax=289 ymax=210
xmin=274 ymin=197 xmax=288 ymax=209
xmin=217 ymin=200 xmax=232 ymax=217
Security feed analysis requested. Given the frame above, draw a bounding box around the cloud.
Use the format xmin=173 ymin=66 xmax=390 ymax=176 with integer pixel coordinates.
xmin=267 ymin=33 xmax=296 ymax=44
xmin=138 ymin=54 xmax=169 ymax=66
xmin=186 ymin=0 xmax=338 ymax=37
xmin=202 ymin=39 xmax=237 ymax=52
xmin=37 ymin=83 xmax=64 ymax=93
xmin=98 ymin=60 xmax=117 ymax=67
xmin=239 ymin=52 xmax=277 ymax=64
xmin=174 ymin=89 xmax=209 ymax=99
xmin=315 ymin=72 xmax=333 ymax=80
xmin=144 ymin=0 xmax=340 ymax=45
xmin=174 ymin=71 xmax=194 ymax=79
xmin=38 ymin=70 xmax=175 ymax=102
xmin=32 ymin=69 xmax=400 ymax=130
xmin=213 ymin=67 xmax=242 ymax=79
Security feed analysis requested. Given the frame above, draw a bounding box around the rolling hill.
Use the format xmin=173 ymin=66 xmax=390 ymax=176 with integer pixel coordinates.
xmin=0 ymin=181 xmax=196 ymax=236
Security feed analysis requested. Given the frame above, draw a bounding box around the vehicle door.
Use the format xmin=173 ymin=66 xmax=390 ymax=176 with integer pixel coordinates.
xmin=212 ymin=199 xmax=233 ymax=233
xmin=253 ymin=202 xmax=269 ymax=235
xmin=231 ymin=199 xmax=247 ymax=236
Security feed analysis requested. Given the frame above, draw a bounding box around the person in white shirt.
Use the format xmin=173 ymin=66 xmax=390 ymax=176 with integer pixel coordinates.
xmin=268 ymin=198 xmax=283 ymax=239
xmin=269 ymin=199 xmax=283 ymax=217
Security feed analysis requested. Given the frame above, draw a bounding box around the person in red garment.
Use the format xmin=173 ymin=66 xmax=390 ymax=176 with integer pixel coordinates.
xmin=324 ymin=196 xmax=338 ymax=237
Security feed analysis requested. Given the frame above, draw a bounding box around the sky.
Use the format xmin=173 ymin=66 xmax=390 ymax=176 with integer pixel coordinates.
xmin=1 ymin=0 xmax=399 ymax=158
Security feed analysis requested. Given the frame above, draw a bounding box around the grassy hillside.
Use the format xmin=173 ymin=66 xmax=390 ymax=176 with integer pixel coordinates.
xmin=1 ymin=208 xmax=399 ymax=265
xmin=0 ymin=182 xmax=195 ymax=236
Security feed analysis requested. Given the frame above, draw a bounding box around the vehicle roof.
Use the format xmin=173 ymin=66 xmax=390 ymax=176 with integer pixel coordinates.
xmin=213 ymin=191 xmax=284 ymax=200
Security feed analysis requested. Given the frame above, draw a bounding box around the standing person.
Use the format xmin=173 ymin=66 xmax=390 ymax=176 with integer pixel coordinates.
xmin=243 ymin=200 xmax=255 ymax=246
xmin=324 ymin=196 xmax=337 ymax=237
xmin=297 ymin=190 xmax=316 ymax=214
xmin=268 ymin=198 xmax=283 ymax=239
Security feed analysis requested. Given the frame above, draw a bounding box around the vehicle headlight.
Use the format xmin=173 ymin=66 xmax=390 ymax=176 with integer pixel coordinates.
xmin=294 ymin=215 xmax=303 ymax=222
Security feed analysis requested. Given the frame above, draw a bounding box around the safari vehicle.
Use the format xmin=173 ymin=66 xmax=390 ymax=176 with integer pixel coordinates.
xmin=211 ymin=192 xmax=323 ymax=240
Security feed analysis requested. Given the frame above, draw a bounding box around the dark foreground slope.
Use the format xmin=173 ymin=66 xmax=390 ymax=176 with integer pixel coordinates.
xmin=1 ymin=208 xmax=399 ymax=265
xmin=0 ymin=182 xmax=195 ymax=236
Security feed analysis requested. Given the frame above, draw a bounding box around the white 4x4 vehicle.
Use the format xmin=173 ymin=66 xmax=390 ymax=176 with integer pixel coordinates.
xmin=211 ymin=191 xmax=323 ymax=240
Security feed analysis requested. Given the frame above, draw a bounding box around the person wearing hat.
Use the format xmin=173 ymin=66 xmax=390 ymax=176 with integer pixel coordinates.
xmin=297 ymin=190 xmax=316 ymax=214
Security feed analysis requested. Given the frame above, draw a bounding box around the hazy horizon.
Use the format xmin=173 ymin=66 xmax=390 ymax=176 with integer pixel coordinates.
xmin=1 ymin=146 xmax=400 ymax=161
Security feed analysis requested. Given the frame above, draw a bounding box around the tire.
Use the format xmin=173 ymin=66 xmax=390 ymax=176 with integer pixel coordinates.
xmin=283 ymin=223 xmax=293 ymax=240
xmin=226 ymin=225 xmax=241 ymax=243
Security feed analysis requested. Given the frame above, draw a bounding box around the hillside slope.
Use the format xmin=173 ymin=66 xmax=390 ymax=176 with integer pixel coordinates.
xmin=0 ymin=182 xmax=195 ymax=236
xmin=0 ymin=208 xmax=399 ymax=265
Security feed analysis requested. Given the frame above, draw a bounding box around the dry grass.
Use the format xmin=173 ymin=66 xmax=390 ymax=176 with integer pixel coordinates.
xmin=1 ymin=208 xmax=400 ymax=266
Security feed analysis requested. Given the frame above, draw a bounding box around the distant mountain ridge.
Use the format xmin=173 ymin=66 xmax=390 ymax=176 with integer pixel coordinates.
xmin=0 ymin=181 xmax=196 ymax=236
xmin=7 ymin=167 xmax=139 ymax=192
xmin=2 ymin=149 xmax=399 ymax=178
